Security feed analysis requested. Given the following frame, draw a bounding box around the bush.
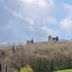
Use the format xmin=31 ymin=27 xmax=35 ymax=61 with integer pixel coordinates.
xmin=20 ymin=65 xmax=33 ymax=72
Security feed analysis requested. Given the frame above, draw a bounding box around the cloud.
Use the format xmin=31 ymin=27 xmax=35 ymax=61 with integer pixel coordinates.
xmin=4 ymin=6 xmax=24 ymax=19
xmin=20 ymin=0 xmax=49 ymax=7
xmin=60 ymin=18 xmax=72 ymax=33
xmin=38 ymin=0 xmax=47 ymax=7
xmin=64 ymin=4 xmax=72 ymax=14
xmin=20 ymin=0 xmax=54 ymax=7
xmin=48 ymin=17 xmax=57 ymax=24
xmin=43 ymin=16 xmax=57 ymax=24
xmin=42 ymin=26 xmax=58 ymax=36
xmin=60 ymin=4 xmax=72 ymax=33
xmin=25 ymin=17 xmax=34 ymax=25
xmin=19 ymin=0 xmax=55 ymax=20
xmin=0 ymin=0 xmax=59 ymax=43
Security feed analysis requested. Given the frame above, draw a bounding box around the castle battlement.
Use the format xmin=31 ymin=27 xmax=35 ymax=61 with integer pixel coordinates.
xmin=26 ymin=35 xmax=59 ymax=45
xmin=48 ymin=35 xmax=59 ymax=43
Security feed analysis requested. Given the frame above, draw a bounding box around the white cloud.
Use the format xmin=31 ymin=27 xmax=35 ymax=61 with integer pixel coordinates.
xmin=25 ymin=17 xmax=34 ymax=25
xmin=42 ymin=26 xmax=58 ymax=36
xmin=12 ymin=12 xmax=23 ymax=19
xmin=43 ymin=16 xmax=57 ymax=24
xmin=64 ymin=4 xmax=72 ymax=14
xmin=0 ymin=0 xmax=57 ymax=43
xmin=21 ymin=0 xmax=34 ymax=3
xmin=60 ymin=4 xmax=72 ymax=33
xmin=20 ymin=0 xmax=54 ymax=8
xmin=38 ymin=0 xmax=47 ymax=7
xmin=29 ymin=26 xmax=34 ymax=30
xmin=19 ymin=0 xmax=55 ymax=20
xmin=60 ymin=18 xmax=72 ymax=32
xmin=20 ymin=0 xmax=54 ymax=7
xmin=20 ymin=0 xmax=47 ymax=7
xmin=48 ymin=17 xmax=57 ymax=24
xmin=4 ymin=6 xmax=24 ymax=19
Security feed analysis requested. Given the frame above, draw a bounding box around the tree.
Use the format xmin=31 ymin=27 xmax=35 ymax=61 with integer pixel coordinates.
xmin=20 ymin=65 xmax=33 ymax=72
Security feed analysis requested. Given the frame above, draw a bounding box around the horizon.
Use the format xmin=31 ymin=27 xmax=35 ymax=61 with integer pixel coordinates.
xmin=0 ymin=0 xmax=72 ymax=44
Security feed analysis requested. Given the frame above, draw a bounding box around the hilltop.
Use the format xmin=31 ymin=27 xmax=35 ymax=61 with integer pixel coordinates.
xmin=0 ymin=37 xmax=72 ymax=72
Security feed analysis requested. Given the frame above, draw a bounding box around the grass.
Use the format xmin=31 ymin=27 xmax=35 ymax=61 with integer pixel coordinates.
xmin=55 ymin=69 xmax=72 ymax=72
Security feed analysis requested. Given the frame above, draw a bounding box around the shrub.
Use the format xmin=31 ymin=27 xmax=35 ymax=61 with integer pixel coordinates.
xmin=20 ymin=65 xmax=33 ymax=72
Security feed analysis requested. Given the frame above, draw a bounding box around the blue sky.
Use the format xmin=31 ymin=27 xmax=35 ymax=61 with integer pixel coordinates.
xmin=0 ymin=0 xmax=72 ymax=44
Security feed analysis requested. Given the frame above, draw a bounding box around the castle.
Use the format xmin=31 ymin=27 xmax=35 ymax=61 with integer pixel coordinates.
xmin=48 ymin=35 xmax=58 ymax=43
xmin=27 ymin=39 xmax=34 ymax=44
xmin=26 ymin=36 xmax=59 ymax=44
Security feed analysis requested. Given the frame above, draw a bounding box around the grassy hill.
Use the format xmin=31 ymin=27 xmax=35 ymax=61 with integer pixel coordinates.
xmin=55 ymin=69 xmax=72 ymax=72
xmin=0 ymin=41 xmax=72 ymax=72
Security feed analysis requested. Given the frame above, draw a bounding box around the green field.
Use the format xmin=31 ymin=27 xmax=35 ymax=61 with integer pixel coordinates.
xmin=55 ymin=69 xmax=72 ymax=72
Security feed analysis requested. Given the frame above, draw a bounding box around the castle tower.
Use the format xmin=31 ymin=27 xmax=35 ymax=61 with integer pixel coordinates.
xmin=27 ymin=39 xmax=33 ymax=44
xmin=48 ymin=36 xmax=59 ymax=43
xmin=48 ymin=35 xmax=51 ymax=43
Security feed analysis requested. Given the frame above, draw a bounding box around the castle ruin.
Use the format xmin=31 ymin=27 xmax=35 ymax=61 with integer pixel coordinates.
xmin=26 ymin=35 xmax=59 ymax=44
xmin=27 ymin=39 xmax=33 ymax=44
xmin=48 ymin=35 xmax=59 ymax=43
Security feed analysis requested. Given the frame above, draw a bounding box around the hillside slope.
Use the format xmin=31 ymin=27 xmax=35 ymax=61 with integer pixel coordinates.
xmin=0 ymin=41 xmax=72 ymax=72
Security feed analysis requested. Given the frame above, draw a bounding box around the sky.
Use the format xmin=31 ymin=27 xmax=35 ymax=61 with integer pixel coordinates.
xmin=0 ymin=0 xmax=72 ymax=44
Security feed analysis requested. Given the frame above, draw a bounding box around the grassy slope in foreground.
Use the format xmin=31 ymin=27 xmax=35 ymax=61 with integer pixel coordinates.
xmin=55 ymin=69 xmax=72 ymax=72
